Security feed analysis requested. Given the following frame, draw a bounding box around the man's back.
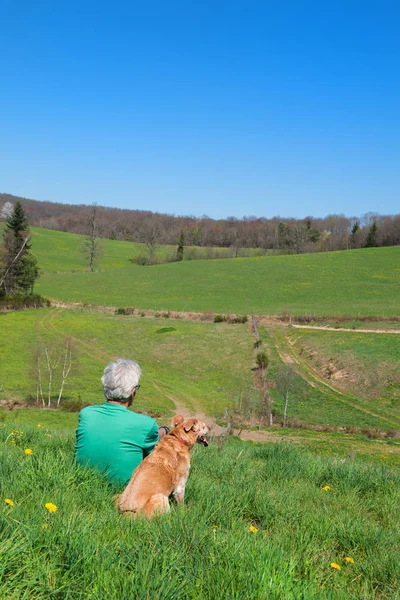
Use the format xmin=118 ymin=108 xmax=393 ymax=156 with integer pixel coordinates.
xmin=75 ymin=402 xmax=159 ymax=485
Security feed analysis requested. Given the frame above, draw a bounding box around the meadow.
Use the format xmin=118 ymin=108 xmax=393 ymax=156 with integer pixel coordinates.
xmin=25 ymin=226 xmax=245 ymax=273
xmin=287 ymin=328 xmax=400 ymax=406
xmin=1 ymin=424 xmax=400 ymax=600
xmin=0 ymin=308 xmax=253 ymax=416
xmin=35 ymin=241 xmax=400 ymax=316
xmin=2 ymin=306 xmax=400 ymax=435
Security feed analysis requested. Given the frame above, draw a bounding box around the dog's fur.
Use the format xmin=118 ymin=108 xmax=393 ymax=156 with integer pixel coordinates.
xmin=116 ymin=415 xmax=209 ymax=518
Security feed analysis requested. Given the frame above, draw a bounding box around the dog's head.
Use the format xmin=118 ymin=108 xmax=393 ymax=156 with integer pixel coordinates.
xmin=171 ymin=415 xmax=209 ymax=448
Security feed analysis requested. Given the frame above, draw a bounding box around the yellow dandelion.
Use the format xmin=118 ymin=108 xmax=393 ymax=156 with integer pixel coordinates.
xmin=322 ymin=485 xmax=331 ymax=491
xmin=24 ymin=448 xmax=33 ymax=456
xmin=345 ymin=556 xmax=354 ymax=564
xmin=40 ymin=523 xmax=48 ymax=531
xmin=4 ymin=498 xmax=15 ymax=507
xmin=45 ymin=434 xmax=51 ymax=437
xmin=211 ymin=525 xmax=218 ymax=529
xmin=37 ymin=424 xmax=42 ymax=428
xmin=249 ymin=525 xmax=259 ymax=533
xmin=45 ymin=502 xmax=57 ymax=513
xmin=330 ymin=562 xmax=341 ymax=570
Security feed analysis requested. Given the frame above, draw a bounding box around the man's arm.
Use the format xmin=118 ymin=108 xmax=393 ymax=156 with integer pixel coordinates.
xmin=158 ymin=425 xmax=170 ymax=439
xmin=142 ymin=420 xmax=160 ymax=457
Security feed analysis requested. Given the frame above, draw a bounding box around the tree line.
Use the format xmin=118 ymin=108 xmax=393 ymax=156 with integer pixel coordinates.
xmin=1 ymin=193 xmax=400 ymax=255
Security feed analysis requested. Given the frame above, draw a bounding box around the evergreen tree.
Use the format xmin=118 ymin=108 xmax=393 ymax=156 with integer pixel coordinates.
xmin=176 ymin=231 xmax=184 ymax=261
xmin=0 ymin=201 xmax=39 ymax=295
xmin=364 ymin=220 xmax=378 ymax=248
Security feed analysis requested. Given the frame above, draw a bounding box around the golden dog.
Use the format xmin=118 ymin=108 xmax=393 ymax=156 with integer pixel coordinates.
xmin=116 ymin=415 xmax=209 ymax=518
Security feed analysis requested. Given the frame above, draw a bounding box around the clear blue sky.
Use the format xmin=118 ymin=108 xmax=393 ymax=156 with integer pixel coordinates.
xmin=1 ymin=0 xmax=399 ymax=219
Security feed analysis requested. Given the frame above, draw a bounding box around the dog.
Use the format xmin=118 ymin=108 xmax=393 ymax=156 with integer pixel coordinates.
xmin=116 ymin=415 xmax=209 ymax=518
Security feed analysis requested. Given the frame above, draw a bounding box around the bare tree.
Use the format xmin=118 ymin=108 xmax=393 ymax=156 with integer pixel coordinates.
xmin=32 ymin=346 xmax=45 ymax=406
xmin=44 ymin=347 xmax=60 ymax=407
xmin=81 ymin=203 xmax=103 ymax=271
xmin=56 ymin=338 xmax=73 ymax=406
xmin=276 ymin=366 xmax=296 ymax=426
xmin=31 ymin=339 xmax=77 ymax=407
xmin=134 ymin=217 xmax=163 ymax=265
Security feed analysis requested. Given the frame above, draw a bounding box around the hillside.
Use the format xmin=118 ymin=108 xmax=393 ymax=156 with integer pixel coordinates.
xmin=28 ymin=226 xmax=400 ymax=316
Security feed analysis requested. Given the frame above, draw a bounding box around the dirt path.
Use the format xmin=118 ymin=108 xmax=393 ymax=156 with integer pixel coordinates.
xmin=292 ymin=324 xmax=400 ymax=334
xmin=264 ymin=324 xmax=400 ymax=429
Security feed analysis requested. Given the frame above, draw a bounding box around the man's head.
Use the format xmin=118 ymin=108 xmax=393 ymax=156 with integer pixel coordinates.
xmin=102 ymin=358 xmax=142 ymax=406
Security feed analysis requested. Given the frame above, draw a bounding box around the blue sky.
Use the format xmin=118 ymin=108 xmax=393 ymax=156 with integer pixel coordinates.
xmin=1 ymin=1 xmax=399 ymax=219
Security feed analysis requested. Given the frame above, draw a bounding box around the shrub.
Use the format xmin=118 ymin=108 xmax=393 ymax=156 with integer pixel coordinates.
xmin=256 ymin=351 xmax=269 ymax=370
xmin=62 ymin=398 xmax=90 ymax=412
xmin=214 ymin=315 xmax=225 ymax=323
xmin=115 ymin=307 xmax=135 ymax=315
xmin=0 ymin=294 xmax=50 ymax=311
xmin=230 ymin=314 xmax=248 ymax=324
xmin=132 ymin=253 xmax=149 ymax=266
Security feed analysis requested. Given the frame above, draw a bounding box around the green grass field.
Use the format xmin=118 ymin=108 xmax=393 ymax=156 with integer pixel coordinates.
xmin=35 ymin=242 xmax=400 ymax=316
xmin=1 ymin=424 xmax=399 ymax=599
xmin=288 ymin=327 xmax=400 ymax=405
xmin=1 ymin=307 xmax=399 ymax=434
xmin=1 ymin=224 xmax=239 ymax=273
xmin=261 ymin=324 xmax=400 ymax=432
xmin=0 ymin=308 xmax=254 ymax=417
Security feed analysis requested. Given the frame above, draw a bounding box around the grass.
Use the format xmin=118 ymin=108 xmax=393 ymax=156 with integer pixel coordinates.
xmin=1 ymin=424 xmax=399 ymax=599
xmin=288 ymin=327 xmax=400 ymax=406
xmin=25 ymin=226 xmax=251 ymax=273
xmin=0 ymin=308 xmax=254 ymax=417
xmin=238 ymin=427 xmax=400 ymax=468
xmin=259 ymin=325 xmax=400 ymax=431
xmin=34 ymin=242 xmax=400 ymax=316
xmin=2 ymin=307 xmax=400 ymax=432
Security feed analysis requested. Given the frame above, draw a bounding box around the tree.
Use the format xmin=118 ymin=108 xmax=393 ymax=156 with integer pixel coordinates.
xmin=0 ymin=201 xmax=13 ymax=220
xmin=0 ymin=201 xmax=39 ymax=295
xmin=276 ymin=366 xmax=296 ymax=426
xmin=364 ymin=220 xmax=378 ymax=248
xmin=176 ymin=231 xmax=184 ymax=261
xmin=135 ymin=218 xmax=163 ymax=265
xmin=81 ymin=203 xmax=103 ymax=272
xmin=32 ymin=338 xmax=76 ymax=407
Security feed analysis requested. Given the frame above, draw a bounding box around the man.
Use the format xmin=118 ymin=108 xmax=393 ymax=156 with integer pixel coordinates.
xmin=75 ymin=358 xmax=168 ymax=485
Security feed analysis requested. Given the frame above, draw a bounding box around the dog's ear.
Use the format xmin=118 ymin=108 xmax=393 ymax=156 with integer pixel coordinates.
xmin=172 ymin=415 xmax=184 ymax=428
xmin=183 ymin=419 xmax=200 ymax=433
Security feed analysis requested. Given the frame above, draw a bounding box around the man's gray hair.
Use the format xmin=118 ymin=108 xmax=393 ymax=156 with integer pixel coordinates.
xmin=101 ymin=358 xmax=142 ymax=400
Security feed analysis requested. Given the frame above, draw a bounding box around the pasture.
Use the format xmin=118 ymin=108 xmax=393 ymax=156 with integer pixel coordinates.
xmin=0 ymin=308 xmax=253 ymax=416
xmin=0 ymin=225 xmax=236 ymax=273
xmin=33 ymin=234 xmax=400 ymax=316
xmin=1 ymin=307 xmax=400 ymax=437
xmin=1 ymin=424 xmax=399 ymax=599
xmin=262 ymin=325 xmax=400 ymax=432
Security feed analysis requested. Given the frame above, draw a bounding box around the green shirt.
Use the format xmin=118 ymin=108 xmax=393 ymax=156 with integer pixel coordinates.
xmin=75 ymin=402 xmax=159 ymax=485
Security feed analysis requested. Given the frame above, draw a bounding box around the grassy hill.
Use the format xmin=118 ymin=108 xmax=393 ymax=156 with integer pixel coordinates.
xmin=0 ymin=225 xmax=238 ymax=274
xmin=1 ymin=307 xmax=399 ymax=437
xmin=36 ymin=243 xmax=400 ymax=316
xmin=1 ymin=426 xmax=399 ymax=599
xmin=2 ymin=224 xmax=398 ymax=316
xmin=0 ymin=308 xmax=254 ymax=416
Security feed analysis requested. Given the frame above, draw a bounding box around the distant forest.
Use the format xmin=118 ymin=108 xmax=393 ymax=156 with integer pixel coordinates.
xmin=1 ymin=193 xmax=400 ymax=254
